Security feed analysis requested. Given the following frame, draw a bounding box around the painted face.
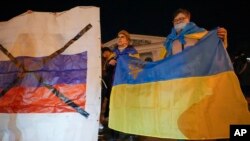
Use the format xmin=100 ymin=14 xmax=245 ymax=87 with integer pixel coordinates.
xmin=117 ymin=33 xmax=129 ymax=47
xmin=173 ymin=13 xmax=190 ymax=32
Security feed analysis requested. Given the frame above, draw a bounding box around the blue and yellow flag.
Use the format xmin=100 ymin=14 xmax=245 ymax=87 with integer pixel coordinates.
xmin=109 ymin=30 xmax=250 ymax=140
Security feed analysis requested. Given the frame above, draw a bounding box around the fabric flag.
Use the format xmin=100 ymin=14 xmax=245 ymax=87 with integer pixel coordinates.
xmin=109 ymin=30 xmax=250 ymax=140
xmin=0 ymin=7 xmax=101 ymax=141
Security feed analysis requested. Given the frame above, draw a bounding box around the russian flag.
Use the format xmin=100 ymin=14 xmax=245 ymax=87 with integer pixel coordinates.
xmin=109 ymin=30 xmax=250 ymax=140
xmin=0 ymin=51 xmax=88 ymax=115
xmin=0 ymin=7 xmax=101 ymax=141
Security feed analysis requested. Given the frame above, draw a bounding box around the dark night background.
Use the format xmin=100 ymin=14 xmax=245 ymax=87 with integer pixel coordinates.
xmin=0 ymin=0 xmax=250 ymax=56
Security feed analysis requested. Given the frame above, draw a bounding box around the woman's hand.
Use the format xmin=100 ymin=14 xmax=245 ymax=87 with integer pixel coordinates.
xmin=217 ymin=27 xmax=228 ymax=48
xmin=109 ymin=59 xmax=117 ymax=66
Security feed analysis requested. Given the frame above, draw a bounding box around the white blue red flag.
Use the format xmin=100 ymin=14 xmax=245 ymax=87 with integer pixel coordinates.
xmin=0 ymin=6 xmax=101 ymax=141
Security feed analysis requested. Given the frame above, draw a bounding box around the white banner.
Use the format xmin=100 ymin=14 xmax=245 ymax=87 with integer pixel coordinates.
xmin=0 ymin=6 xmax=101 ymax=141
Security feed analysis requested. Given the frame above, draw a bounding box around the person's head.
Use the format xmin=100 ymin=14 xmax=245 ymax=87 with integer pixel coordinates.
xmin=101 ymin=47 xmax=112 ymax=59
xmin=117 ymin=30 xmax=130 ymax=47
xmin=172 ymin=8 xmax=191 ymax=32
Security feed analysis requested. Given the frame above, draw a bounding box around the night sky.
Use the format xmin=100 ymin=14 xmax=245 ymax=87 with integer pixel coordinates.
xmin=1 ymin=0 xmax=250 ymax=56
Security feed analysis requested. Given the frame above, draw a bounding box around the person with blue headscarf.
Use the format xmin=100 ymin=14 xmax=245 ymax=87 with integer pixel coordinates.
xmin=164 ymin=8 xmax=228 ymax=57
xmin=161 ymin=9 xmax=229 ymax=141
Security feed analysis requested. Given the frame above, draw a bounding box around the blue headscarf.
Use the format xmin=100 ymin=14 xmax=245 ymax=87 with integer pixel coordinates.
xmin=164 ymin=22 xmax=206 ymax=56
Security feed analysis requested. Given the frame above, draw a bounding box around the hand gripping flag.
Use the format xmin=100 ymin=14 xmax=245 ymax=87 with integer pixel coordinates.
xmin=109 ymin=30 xmax=250 ymax=140
xmin=0 ymin=7 xmax=101 ymax=141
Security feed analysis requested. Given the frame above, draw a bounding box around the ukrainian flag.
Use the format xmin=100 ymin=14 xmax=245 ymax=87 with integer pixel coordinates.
xmin=109 ymin=30 xmax=250 ymax=140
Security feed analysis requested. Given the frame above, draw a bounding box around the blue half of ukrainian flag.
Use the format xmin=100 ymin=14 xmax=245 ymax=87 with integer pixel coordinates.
xmin=113 ymin=30 xmax=233 ymax=85
xmin=109 ymin=30 xmax=250 ymax=140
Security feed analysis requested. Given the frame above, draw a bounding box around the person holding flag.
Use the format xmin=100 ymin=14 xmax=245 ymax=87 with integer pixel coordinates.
xmin=164 ymin=8 xmax=228 ymax=57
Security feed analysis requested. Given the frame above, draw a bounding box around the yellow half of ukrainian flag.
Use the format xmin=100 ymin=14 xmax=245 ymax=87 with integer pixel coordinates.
xmin=109 ymin=30 xmax=250 ymax=140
